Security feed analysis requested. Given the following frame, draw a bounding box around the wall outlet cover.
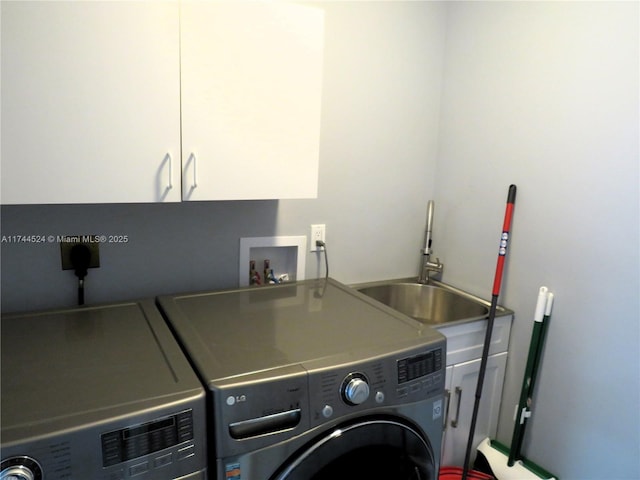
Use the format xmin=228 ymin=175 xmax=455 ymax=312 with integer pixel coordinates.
xmin=60 ymin=235 xmax=100 ymax=270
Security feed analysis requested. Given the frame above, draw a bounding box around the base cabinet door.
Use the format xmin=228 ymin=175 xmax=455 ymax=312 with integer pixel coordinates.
xmin=441 ymin=352 xmax=507 ymax=467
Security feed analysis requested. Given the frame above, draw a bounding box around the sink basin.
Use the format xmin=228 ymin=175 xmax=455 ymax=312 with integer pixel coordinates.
xmin=355 ymin=280 xmax=491 ymax=325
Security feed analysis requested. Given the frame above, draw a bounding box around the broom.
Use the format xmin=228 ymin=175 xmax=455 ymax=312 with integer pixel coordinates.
xmin=474 ymin=286 xmax=558 ymax=480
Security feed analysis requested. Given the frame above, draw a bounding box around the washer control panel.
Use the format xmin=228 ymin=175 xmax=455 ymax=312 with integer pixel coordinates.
xmin=101 ymin=410 xmax=194 ymax=468
xmin=308 ymin=345 xmax=445 ymax=427
xmin=396 ymin=348 xmax=443 ymax=398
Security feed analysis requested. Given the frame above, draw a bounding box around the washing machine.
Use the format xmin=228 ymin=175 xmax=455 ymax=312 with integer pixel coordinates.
xmin=1 ymin=300 xmax=208 ymax=480
xmin=158 ymin=278 xmax=446 ymax=480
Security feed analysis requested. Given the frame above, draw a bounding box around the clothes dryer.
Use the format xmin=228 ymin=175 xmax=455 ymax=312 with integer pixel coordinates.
xmin=1 ymin=300 xmax=207 ymax=480
xmin=158 ymin=278 xmax=446 ymax=480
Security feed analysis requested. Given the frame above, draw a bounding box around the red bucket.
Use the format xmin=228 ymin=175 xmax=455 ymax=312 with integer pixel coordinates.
xmin=439 ymin=466 xmax=494 ymax=480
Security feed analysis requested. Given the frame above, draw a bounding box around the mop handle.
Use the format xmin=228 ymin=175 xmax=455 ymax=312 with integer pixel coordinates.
xmin=492 ymin=184 xmax=517 ymax=296
xmin=461 ymin=184 xmax=517 ymax=480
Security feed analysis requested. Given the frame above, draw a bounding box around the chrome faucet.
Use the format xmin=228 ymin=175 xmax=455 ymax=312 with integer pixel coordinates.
xmin=418 ymin=200 xmax=444 ymax=284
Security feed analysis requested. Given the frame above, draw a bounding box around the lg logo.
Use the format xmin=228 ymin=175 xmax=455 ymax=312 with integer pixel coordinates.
xmin=226 ymin=394 xmax=247 ymax=406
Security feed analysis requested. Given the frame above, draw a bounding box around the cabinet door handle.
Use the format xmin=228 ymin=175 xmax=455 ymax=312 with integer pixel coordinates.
xmin=443 ymin=389 xmax=451 ymax=432
xmin=166 ymin=153 xmax=173 ymax=189
xmin=451 ymin=386 xmax=462 ymax=428
xmin=188 ymin=152 xmax=198 ymax=188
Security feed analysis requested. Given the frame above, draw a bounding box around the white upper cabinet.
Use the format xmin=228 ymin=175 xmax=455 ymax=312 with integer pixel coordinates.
xmin=180 ymin=2 xmax=324 ymax=201
xmin=1 ymin=1 xmax=182 ymax=204
xmin=1 ymin=1 xmax=323 ymax=204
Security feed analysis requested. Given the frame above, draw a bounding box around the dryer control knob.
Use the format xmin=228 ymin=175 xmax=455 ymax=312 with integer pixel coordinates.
xmin=1 ymin=467 xmax=35 ymax=480
xmin=0 ymin=456 xmax=43 ymax=480
xmin=342 ymin=375 xmax=370 ymax=405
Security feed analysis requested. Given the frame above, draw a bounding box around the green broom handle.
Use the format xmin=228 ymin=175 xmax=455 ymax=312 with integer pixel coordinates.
xmin=529 ymin=293 xmax=554 ymax=407
xmin=508 ymin=289 xmax=554 ymax=466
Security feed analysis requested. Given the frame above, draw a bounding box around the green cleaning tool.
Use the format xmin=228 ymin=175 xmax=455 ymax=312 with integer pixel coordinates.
xmin=474 ymin=286 xmax=557 ymax=480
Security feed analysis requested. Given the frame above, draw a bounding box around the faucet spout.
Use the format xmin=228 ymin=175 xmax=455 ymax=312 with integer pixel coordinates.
xmin=422 ymin=200 xmax=434 ymax=254
xmin=418 ymin=200 xmax=444 ymax=283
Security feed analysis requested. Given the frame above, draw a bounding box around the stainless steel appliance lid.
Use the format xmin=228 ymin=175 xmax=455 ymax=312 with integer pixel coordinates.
xmin=1 ymin=300 xmax=203 ymax=442
xmin=158 ymin=279 xmax=444 ymax=386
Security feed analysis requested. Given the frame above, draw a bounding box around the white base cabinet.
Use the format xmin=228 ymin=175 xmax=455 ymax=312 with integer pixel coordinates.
xmin=442 ymin=352 xmax=507 ymax=466
xmin=437 ymin=314 xmax=512 ymax=467
xmin=1 ymin=1 xmax=323 ymax=204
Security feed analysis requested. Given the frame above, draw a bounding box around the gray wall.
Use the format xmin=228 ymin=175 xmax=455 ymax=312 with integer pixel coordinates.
xmin=1 ymin=2 xmax=638 ymax=479
xmin=435 ymin=2 xmax=639 ymax=478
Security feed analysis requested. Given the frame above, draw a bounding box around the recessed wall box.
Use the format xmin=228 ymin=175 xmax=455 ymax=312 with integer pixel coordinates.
xmin=239 ymin=236 xmax=307 ymax=287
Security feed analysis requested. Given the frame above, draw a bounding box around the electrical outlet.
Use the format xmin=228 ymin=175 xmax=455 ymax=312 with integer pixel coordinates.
xmin=60 ymin=235 xmax=101 ymax=270
xmin=310 ymin=224 xmax=326 ymax=252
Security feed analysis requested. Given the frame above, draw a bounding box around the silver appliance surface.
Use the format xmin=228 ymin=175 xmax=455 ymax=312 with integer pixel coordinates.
xmin=158 ymin=278 xmax=447 ymax=479
xmin=1 ymin=300 xmax=207 ymax=480
xmin=158 ymin=278 xmax=442 ymax=380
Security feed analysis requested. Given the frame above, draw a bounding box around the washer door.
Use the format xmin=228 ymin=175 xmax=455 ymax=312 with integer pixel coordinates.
xmin=272 ymin=418 xmax=436 ymax=480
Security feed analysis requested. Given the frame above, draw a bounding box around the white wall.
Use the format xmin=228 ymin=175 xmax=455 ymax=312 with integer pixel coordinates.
xmin=435 ymin=2 xmax=639 ymax=478
xmin=282 ymin=1 xmax=446 ymax=283
xmin=0 ymin=1 xmax=446 ymax=311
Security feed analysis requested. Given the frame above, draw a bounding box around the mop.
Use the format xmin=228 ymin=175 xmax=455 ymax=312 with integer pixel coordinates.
xmin=474 ymin=286 xmax=558 ymax=480
xmin=443 ymin=184 xmax=517 ymax=480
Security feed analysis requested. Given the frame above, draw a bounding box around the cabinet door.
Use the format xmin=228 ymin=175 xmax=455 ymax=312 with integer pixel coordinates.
xmin=1 ymin=1 xmax=181 ymax=204
xmin=441 ymin=352 xmax=507 ymax=467
xmin=441 ymin=365 xmax=454 ymax=464
xmin=180 ymin=1 xmax=323 ymax=200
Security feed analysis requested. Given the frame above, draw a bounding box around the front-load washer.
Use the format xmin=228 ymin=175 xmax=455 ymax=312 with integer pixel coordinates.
xmin=158 ymin=278 xmax=447 ymax=480
xmin=1 ymin=300 xmax=207 ymax=480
